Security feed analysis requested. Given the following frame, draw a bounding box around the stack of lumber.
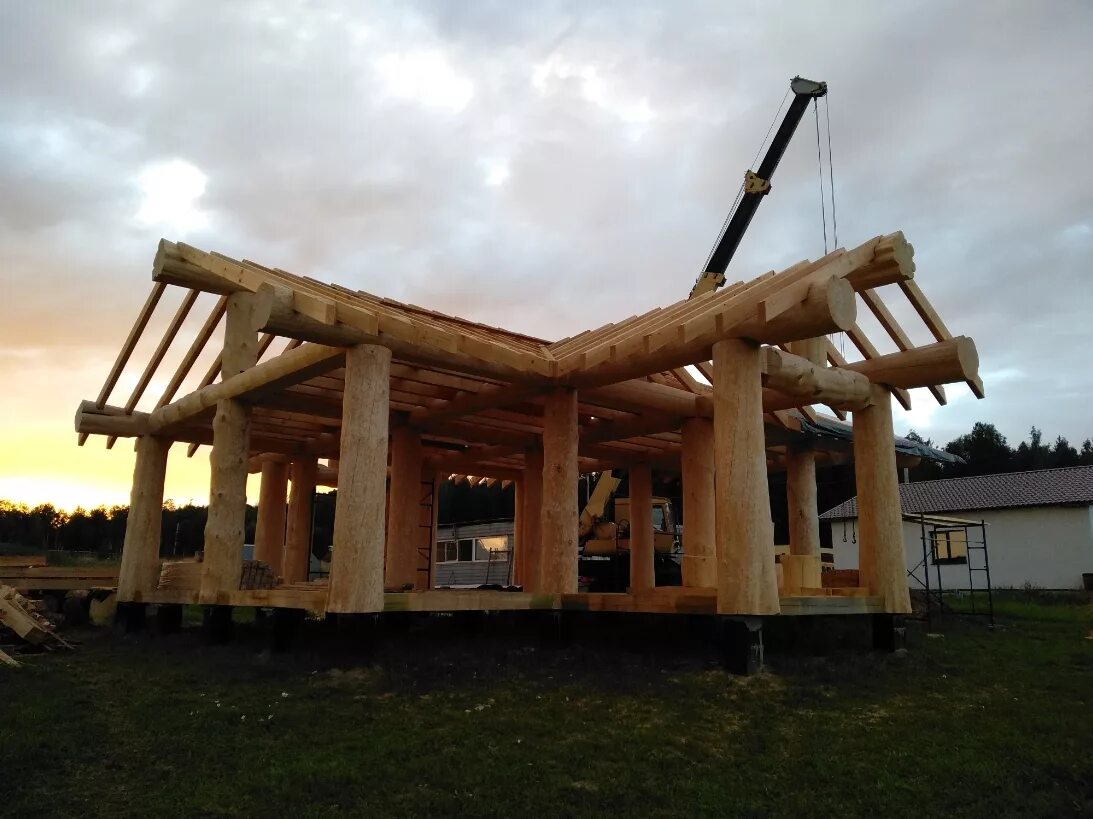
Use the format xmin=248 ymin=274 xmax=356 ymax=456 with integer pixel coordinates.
xmin=0 ymin=585 xmax=73 ymax=666
xmin=158 ymin=559 xmax=202 ymax=590
xmin=158 ymin=559 xmax=278 ymax=591
xmin=0 ymin=563 xmax=119 ymax=592
xmin=239 ymin=560 xmax=277 ymax=590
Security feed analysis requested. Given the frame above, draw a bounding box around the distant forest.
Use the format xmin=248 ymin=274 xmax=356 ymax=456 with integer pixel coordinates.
xmin=0 ymin=423 xmax=1088 ymax=556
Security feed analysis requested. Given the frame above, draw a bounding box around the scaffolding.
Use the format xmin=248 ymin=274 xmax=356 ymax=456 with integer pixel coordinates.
xmin=908 ymin=512 xmax=994 ymax=629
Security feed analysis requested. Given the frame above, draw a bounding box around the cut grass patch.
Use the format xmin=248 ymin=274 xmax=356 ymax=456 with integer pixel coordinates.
xmin=2 ymin=594 xmax=1091 ymax=818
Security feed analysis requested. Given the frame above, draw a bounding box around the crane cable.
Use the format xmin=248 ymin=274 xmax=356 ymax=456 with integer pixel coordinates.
xmin=815 ymin=93 xmax=844 ymax=357
xmin=702 ymin=86 xmax=792 ymax=272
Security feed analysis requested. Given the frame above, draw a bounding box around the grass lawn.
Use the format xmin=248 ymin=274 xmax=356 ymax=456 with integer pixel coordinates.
xmin=2 ymin=595 xmax=1091 ymax=818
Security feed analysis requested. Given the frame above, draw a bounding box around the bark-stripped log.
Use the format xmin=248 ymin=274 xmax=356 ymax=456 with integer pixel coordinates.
xmin=117 ymin=436 xmax=171 ymax=601
xmin=283 ymin=458 xmax=317 ymax=584
xmin=386 ymin=425 xmax=424 ymax=590
xmin=713 ymin=339 xmax=780 ymax=615
xmin=852 ymin=387 xmax=912 ymax=613
xmin=628 ymin=463 xmax=654 ymax=591
xmin=327 ymin=344 xmax=391 ymax=613
xmin=681 ymin=418 xmax=716 ymax=587
xmin=539 ymin=389 xmax=578 ymax=594
xmin=253 ymin=458 xmax=289 ymax=576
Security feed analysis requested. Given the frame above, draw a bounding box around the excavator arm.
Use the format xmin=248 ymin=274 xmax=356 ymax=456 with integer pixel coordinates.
xmin=690 ymin=76 xmax=827 ymax=298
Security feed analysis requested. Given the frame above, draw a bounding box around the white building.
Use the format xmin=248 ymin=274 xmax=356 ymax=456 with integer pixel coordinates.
xmin=820 ymin=465 xmax=1093 ymax=591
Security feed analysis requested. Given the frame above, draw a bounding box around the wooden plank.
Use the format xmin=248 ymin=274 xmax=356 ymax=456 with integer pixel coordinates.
xmin=0 ymin=556 xmax=47 ymax=568
xmin=156 ymin=294 xmax=229 ymax=408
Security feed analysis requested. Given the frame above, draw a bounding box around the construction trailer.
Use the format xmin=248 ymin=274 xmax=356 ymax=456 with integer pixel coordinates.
xmin=75 ymin=230 xmax=983 ymax=667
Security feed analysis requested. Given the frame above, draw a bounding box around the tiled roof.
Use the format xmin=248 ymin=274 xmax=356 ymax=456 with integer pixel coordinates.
xmin=820 ymin=465 xmax=1093 ymax=519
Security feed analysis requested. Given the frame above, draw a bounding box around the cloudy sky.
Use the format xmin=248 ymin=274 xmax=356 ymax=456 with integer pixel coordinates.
xmin=1 ymin=1 xmax=1090 ymax=510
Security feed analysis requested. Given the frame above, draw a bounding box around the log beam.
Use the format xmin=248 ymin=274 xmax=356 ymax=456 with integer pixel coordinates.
xmin=327 ymin=344 xmax=391 ymax=613
xmin=713 ymin=338 xmax=779 ymax=615
xmin=842 ymin=337 xmax=979 ymax=391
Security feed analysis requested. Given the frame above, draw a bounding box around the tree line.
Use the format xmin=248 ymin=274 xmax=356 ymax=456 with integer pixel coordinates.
xmin=906 ymin=424 xmax=1093 ymax=480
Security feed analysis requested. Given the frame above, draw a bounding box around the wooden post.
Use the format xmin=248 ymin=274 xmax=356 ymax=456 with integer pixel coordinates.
xmin=200 ymin=293 xmax=260 ymax=603
xmin=386 ymin=424 xmax=423 ymax=590
xmin=713 ymin=338 xmax=780 ymax=615
xmin=785 ymin=446 xmax=820 ymax=557
xmin=283 ymin=457 xmax=317 ymax=583
xmin=117 ymin=436 xmax=171 ymax=601
xmin=628 ymin=463 xmax=654 ymax=591
xmin=327 ymin=344 xmax=391 ymax=613
xmin=681 ymin=417 xmax=716 ymax=587
xmin=253 ymin=458 xmax=289 ymax=576
xmin=785 ymin=337 xmax=823 ymax=559
xmin=511 ymin=478 xmax=522 ymax=586
xmin=513 ymin=448 xmax=544 ymax=586
xmin=539 ymin=389 xmax=578 ymax=594
xmin=852 ymin=387 xmax=912 ymax=613
xmin=518 ymin=446 xmax=544 ymax=590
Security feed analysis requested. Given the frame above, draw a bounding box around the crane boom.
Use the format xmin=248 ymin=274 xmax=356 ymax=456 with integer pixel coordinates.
xmin=690 ymin=76 xmax=827 ymax=298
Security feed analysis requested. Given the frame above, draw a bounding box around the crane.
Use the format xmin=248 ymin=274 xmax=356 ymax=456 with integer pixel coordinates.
xmin=689 ymin=76 xmax=828 ymax=299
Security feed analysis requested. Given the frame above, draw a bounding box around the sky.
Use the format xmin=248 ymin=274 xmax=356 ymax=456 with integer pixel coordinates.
xmin=1 ymin=0 xmax=1091 ymax=512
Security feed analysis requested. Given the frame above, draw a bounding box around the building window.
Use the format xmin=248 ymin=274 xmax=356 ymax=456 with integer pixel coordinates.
xmin=932 ymin=528 xmax=968 ymax=565
xmin=437 ymin=536 xmax=512 ymax=563
xmin=475 ymin=536 xmax=510 ymax=561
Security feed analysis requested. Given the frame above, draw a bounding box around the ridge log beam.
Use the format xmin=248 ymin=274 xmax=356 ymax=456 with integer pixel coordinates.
xmin=253 ymin=457 xmax=289 ymax=576
xmin=283 ymin=457 xmax=317 ymax=584
xmin=713 ymin=339 xmax=780 ymax=615
xmin=564 ymin=275 xmax=857 ymax=391
xmin=327 ymin=344 xmax=392 ymax=613
xmin=681 ymin=418 xmax=716 ymax=588
xmin=539 ymin=390 xmax=578 ymax=594
xmin=116 ymin=436 xmax=171 ymax=601
xmin=852 ymin=387 xmax=912 ymax=613
xmin=200 ymin=293 xmax=263 ymax=603
xmin=628 ymin=463 xmax=654 ymax=591
xmin=386 ymin=424 xmax=424 ymax=590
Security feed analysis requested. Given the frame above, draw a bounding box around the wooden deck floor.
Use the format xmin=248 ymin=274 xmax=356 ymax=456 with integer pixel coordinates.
xmin=128 ymin=585 xmax=885 ymax=616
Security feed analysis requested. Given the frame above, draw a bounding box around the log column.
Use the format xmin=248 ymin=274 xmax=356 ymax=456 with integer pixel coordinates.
xmin=785 ymin=446 xmax=820 ymax=557
xmin=327 ymin=344 xmax=391 ymax=613
xmin=713 ymin=338 xmax=780 ymax=614
xmin=539 ymin=389 xmax=578 ymax=594
xmin=681 ymin=417 xmax=716 ymax=587
xmin=253 ymin=458 xmax=289 ymax=575
xmin=386 ymin=424 xmax=424 ymax=590
xmin=852 ymin=386 xmax=911 ymax=613
xmin=517 ymin=446 xmax=543 ymax=590
xmin=200 ymin=293 xmax=261 ymax=603
xmin=117 ymin=436 xmax=171 ymax=601
xmin=628 ymin=464 xmax=654 ymax=591
xmin=283 ymin=457 xmax=317 ymax=583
